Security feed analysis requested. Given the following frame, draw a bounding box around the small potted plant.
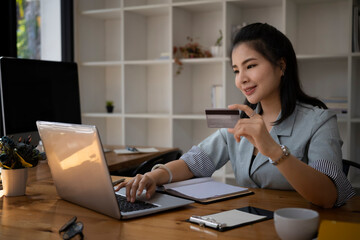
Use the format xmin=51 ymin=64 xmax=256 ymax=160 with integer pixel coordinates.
xmin=173 ymin=36 xmax=212 ymax=75
xmin=210 ymin=30 xmax=223 ymax=57
xmin=0 ymin=136 xmax=45 ymax=196
xmin=106 ymin=101 xmax=114 ymax=113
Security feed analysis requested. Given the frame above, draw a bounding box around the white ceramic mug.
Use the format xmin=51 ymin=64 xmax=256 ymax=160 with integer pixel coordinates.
xmin=274 ymin=208 xmax=319 ymax=240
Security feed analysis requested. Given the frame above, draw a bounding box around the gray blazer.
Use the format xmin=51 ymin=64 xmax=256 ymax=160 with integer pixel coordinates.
xmin=182 ymin=103 xmax=343 ymax=190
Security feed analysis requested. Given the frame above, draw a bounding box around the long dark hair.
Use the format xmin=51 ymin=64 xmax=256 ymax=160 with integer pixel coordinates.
xmin=231 ymin=23 xmax=327 ymax=125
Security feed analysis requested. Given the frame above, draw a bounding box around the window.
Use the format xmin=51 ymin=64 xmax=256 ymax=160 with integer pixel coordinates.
xmin=0 ymin=0 xmax=73 ymax=62
xmin=16 ymin=0 xmax=41 ymax=59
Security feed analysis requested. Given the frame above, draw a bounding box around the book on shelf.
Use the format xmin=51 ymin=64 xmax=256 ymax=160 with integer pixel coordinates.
xmin=328 ymin=108 xmax=348 ymax=116
xmin=211 ymin=84 xmax=223 ymax=108
xmin=158 ymin=177 xmax=253 ymax=204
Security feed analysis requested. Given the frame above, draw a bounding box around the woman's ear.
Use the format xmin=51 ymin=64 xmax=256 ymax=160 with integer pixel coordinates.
xmin=279 ymin=58 xmax=286 ymax=76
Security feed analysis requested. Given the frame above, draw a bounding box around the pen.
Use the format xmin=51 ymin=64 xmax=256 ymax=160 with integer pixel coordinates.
xmin=189 ymin=225 xmax=218 ymax=237
xmin=189 ymin=215 xmax=227 ymax=230
xmin=126 ymin=146 xmax=139 ymax=152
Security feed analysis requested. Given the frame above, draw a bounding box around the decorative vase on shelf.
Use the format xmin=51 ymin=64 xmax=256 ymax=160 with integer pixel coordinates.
xmin=211 ymin=29 xmax=223 ymax=58
xmin=1 ymin=168 xmax=28 ymax=196
xmin=210 ymin=46 xmax=222 ymax=58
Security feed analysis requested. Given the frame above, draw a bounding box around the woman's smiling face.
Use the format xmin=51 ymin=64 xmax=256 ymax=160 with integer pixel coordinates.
xmin=231 ymin=43 xmax=284 ymax=105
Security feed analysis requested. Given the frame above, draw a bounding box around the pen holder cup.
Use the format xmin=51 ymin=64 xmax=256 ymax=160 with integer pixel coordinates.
xmin=274 ymin=208 xmax=319 ymax=240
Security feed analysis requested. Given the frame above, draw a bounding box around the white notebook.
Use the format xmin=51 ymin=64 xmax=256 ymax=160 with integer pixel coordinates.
xmin=160 ymin=177 xmax=252 ymax=203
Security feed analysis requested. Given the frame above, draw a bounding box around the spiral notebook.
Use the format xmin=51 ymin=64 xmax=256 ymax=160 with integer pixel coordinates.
xmin=188 ymin=206 xmax=273 ymax=231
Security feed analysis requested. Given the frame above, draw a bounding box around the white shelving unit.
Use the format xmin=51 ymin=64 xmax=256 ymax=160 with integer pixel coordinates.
xmin=75 ymin=0 xmax=360 ymax=187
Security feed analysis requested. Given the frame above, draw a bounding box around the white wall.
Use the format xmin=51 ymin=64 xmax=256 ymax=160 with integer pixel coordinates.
xmin=40 ymin=0 xmax=61 ymax=61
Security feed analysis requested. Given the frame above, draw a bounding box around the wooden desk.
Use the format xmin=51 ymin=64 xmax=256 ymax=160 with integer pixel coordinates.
xmin=1 ymin=162 xmax=359 ymax=240
xmin=104 ymin=146 xmax=179 ymax=172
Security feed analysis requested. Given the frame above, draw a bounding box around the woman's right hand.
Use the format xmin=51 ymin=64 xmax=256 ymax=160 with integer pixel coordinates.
xmin=114 ymin=159 xmax=193 ymax=202
xmin=114 ymin=173 xmax=157 ymax=202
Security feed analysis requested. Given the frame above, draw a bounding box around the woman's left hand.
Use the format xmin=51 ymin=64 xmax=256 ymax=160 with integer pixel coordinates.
xmin=227 ymin=104 xmax=279 ymax=158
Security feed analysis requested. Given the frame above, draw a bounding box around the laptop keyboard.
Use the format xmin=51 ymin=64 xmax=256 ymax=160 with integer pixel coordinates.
xmin=116 ymin=194 xmax=158 ymax=212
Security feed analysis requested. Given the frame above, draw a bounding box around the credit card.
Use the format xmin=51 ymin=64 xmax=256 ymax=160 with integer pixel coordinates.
xmin=205 ymin=108 xmax=240 ymax=128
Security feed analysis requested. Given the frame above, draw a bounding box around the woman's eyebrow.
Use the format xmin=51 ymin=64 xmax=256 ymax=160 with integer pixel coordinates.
xmin=241 ymin=58 xmax=256 ymax=66
xmin=232 ymin=57 xmax=257 ymax=69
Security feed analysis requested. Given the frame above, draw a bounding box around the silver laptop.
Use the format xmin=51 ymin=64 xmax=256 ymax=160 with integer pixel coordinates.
xmin=36 ymin=121 xmax=193 ymax=219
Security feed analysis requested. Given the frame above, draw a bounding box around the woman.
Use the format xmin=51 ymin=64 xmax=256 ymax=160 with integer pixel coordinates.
xmin=117 ymin=23 xmax=355 ymax=208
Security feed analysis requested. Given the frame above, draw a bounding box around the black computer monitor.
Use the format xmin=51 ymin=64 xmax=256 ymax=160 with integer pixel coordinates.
xmin=0 ymin=57 xmax=81 ymax=145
